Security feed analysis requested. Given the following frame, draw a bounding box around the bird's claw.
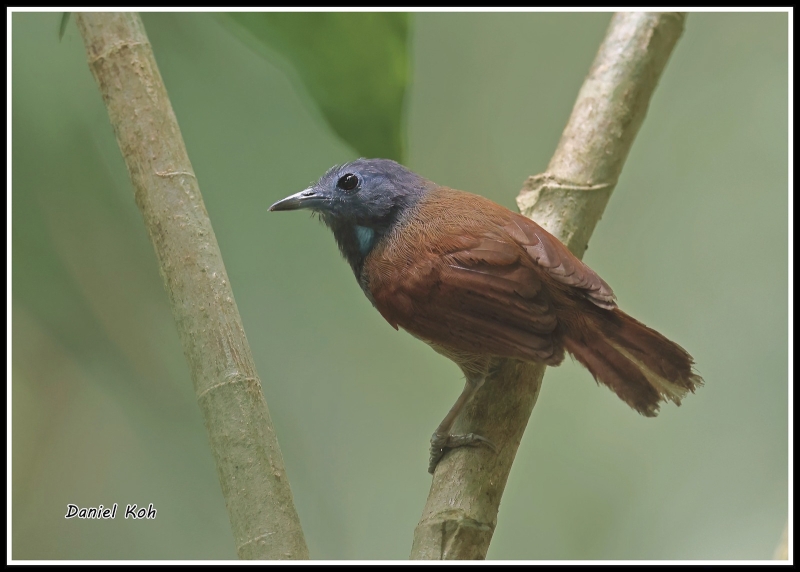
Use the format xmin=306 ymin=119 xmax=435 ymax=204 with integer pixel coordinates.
xmin=428 ymin=431 xmax=497 ymax=474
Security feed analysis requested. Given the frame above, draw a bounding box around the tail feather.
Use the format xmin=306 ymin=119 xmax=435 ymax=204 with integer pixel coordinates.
xmin=603 ymin=310 xmax=698 ymax=390
xmin=564 ymin=309 xmax=703 ymax=416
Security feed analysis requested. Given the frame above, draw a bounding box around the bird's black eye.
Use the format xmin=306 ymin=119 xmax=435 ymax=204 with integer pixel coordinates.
xmin=337 ymin=173 xmax=359 ymax=191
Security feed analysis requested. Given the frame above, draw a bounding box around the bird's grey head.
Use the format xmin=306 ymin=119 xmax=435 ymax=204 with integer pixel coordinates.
xmin=270 ymin=158 xmax=432 ymax=226
xmin=270 ymin=158 xmax=435 ymax=275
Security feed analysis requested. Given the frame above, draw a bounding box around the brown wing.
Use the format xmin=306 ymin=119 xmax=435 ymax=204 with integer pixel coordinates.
xmin=500 ymin=211 xmax=616 ymax=309
xmin=364 ymin=187 xmax=615 ymax=364
xmin=370 ymin=233 xmax=564 ymax=364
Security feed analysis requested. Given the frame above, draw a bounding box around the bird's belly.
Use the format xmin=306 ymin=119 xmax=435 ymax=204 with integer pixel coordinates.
xmin=404 ymin=329 xmax=495 ymax=377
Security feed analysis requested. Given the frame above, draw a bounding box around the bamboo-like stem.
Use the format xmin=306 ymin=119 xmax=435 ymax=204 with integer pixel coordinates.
xmin=411 ymin=12 xmax=687 ymax=560
xmin=774 ymin=521 xmax=788 ymax=560
xmin=75 ymin=13 xmax=309 ymax=560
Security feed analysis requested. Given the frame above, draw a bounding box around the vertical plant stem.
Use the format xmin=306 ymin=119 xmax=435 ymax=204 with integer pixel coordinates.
xmin=773 ymin=521 xmax=788 ymax=559
xmin=75 ymin=12 xmax=309 ymax=560
xmin=411 ymin=12 xmax=687 ymax=560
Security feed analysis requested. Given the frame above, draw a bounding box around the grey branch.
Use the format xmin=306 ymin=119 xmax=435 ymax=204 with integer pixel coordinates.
xmin=411 ymin=12 xmax=687 ymax=560
xmin=75 ymin=13 xmax=309 ymax=560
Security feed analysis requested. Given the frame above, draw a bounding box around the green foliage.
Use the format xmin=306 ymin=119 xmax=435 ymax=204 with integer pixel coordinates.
xmin=59 ymin=12 xmax=70 ymax=40
xmin=223 ymin=12 xmax=410 ymax=162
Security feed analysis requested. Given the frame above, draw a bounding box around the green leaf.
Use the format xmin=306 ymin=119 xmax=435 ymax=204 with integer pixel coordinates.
xmin=223 ymin=12 xmax=410 ymax=162
xmin=59 ymin=12 xmax=70 ymax=41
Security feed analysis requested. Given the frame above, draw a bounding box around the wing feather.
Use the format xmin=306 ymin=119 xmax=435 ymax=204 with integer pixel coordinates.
xmin=503 ymin=214 xmax=616 ymax=309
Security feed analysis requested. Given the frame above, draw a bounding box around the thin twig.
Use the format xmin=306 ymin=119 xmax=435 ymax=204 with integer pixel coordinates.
xmin=411 ymin=12 xmax=687 ymax=560
xmin=75 ymin=13 xmax=309 ymax=560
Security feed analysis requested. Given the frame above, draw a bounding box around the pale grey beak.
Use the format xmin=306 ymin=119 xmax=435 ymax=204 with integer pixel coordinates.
xmin=269 ymin=187 xmax=327 ymax=212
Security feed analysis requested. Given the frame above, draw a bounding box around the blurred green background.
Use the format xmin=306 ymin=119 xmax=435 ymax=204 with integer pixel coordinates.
xmin=11 ymin=12 xmax=788 ymax=560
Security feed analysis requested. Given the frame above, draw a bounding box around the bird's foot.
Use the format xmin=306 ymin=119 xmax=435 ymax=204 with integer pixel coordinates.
xmin=428 ymin=431 xmax=497 ymax=474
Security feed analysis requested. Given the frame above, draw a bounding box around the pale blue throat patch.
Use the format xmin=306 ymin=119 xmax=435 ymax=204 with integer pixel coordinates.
xmin=355 ymin=225 xmax=375 ymax=255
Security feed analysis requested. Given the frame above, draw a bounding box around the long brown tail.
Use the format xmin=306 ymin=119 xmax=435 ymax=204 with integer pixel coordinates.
xmin=563 ymin=309 xmax=703 ymax=417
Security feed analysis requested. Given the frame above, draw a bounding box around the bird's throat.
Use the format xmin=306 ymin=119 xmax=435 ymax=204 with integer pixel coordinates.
xmin=326 ymin=219 xmax=380 ymax=281
xmin=354 ymin=225 xmax=376 ymax=255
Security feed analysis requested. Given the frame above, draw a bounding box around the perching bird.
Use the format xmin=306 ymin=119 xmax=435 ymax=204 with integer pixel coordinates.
xmin=270 ymin=158 xmax=702 ymax=473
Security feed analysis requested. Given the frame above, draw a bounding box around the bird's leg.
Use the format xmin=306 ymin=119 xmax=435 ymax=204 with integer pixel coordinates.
xmin=428 ymin=374 xmax=496 ymax=474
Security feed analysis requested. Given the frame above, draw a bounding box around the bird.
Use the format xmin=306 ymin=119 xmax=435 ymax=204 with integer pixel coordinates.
xmin=270 ymin=158 xmax=703 ymax=474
